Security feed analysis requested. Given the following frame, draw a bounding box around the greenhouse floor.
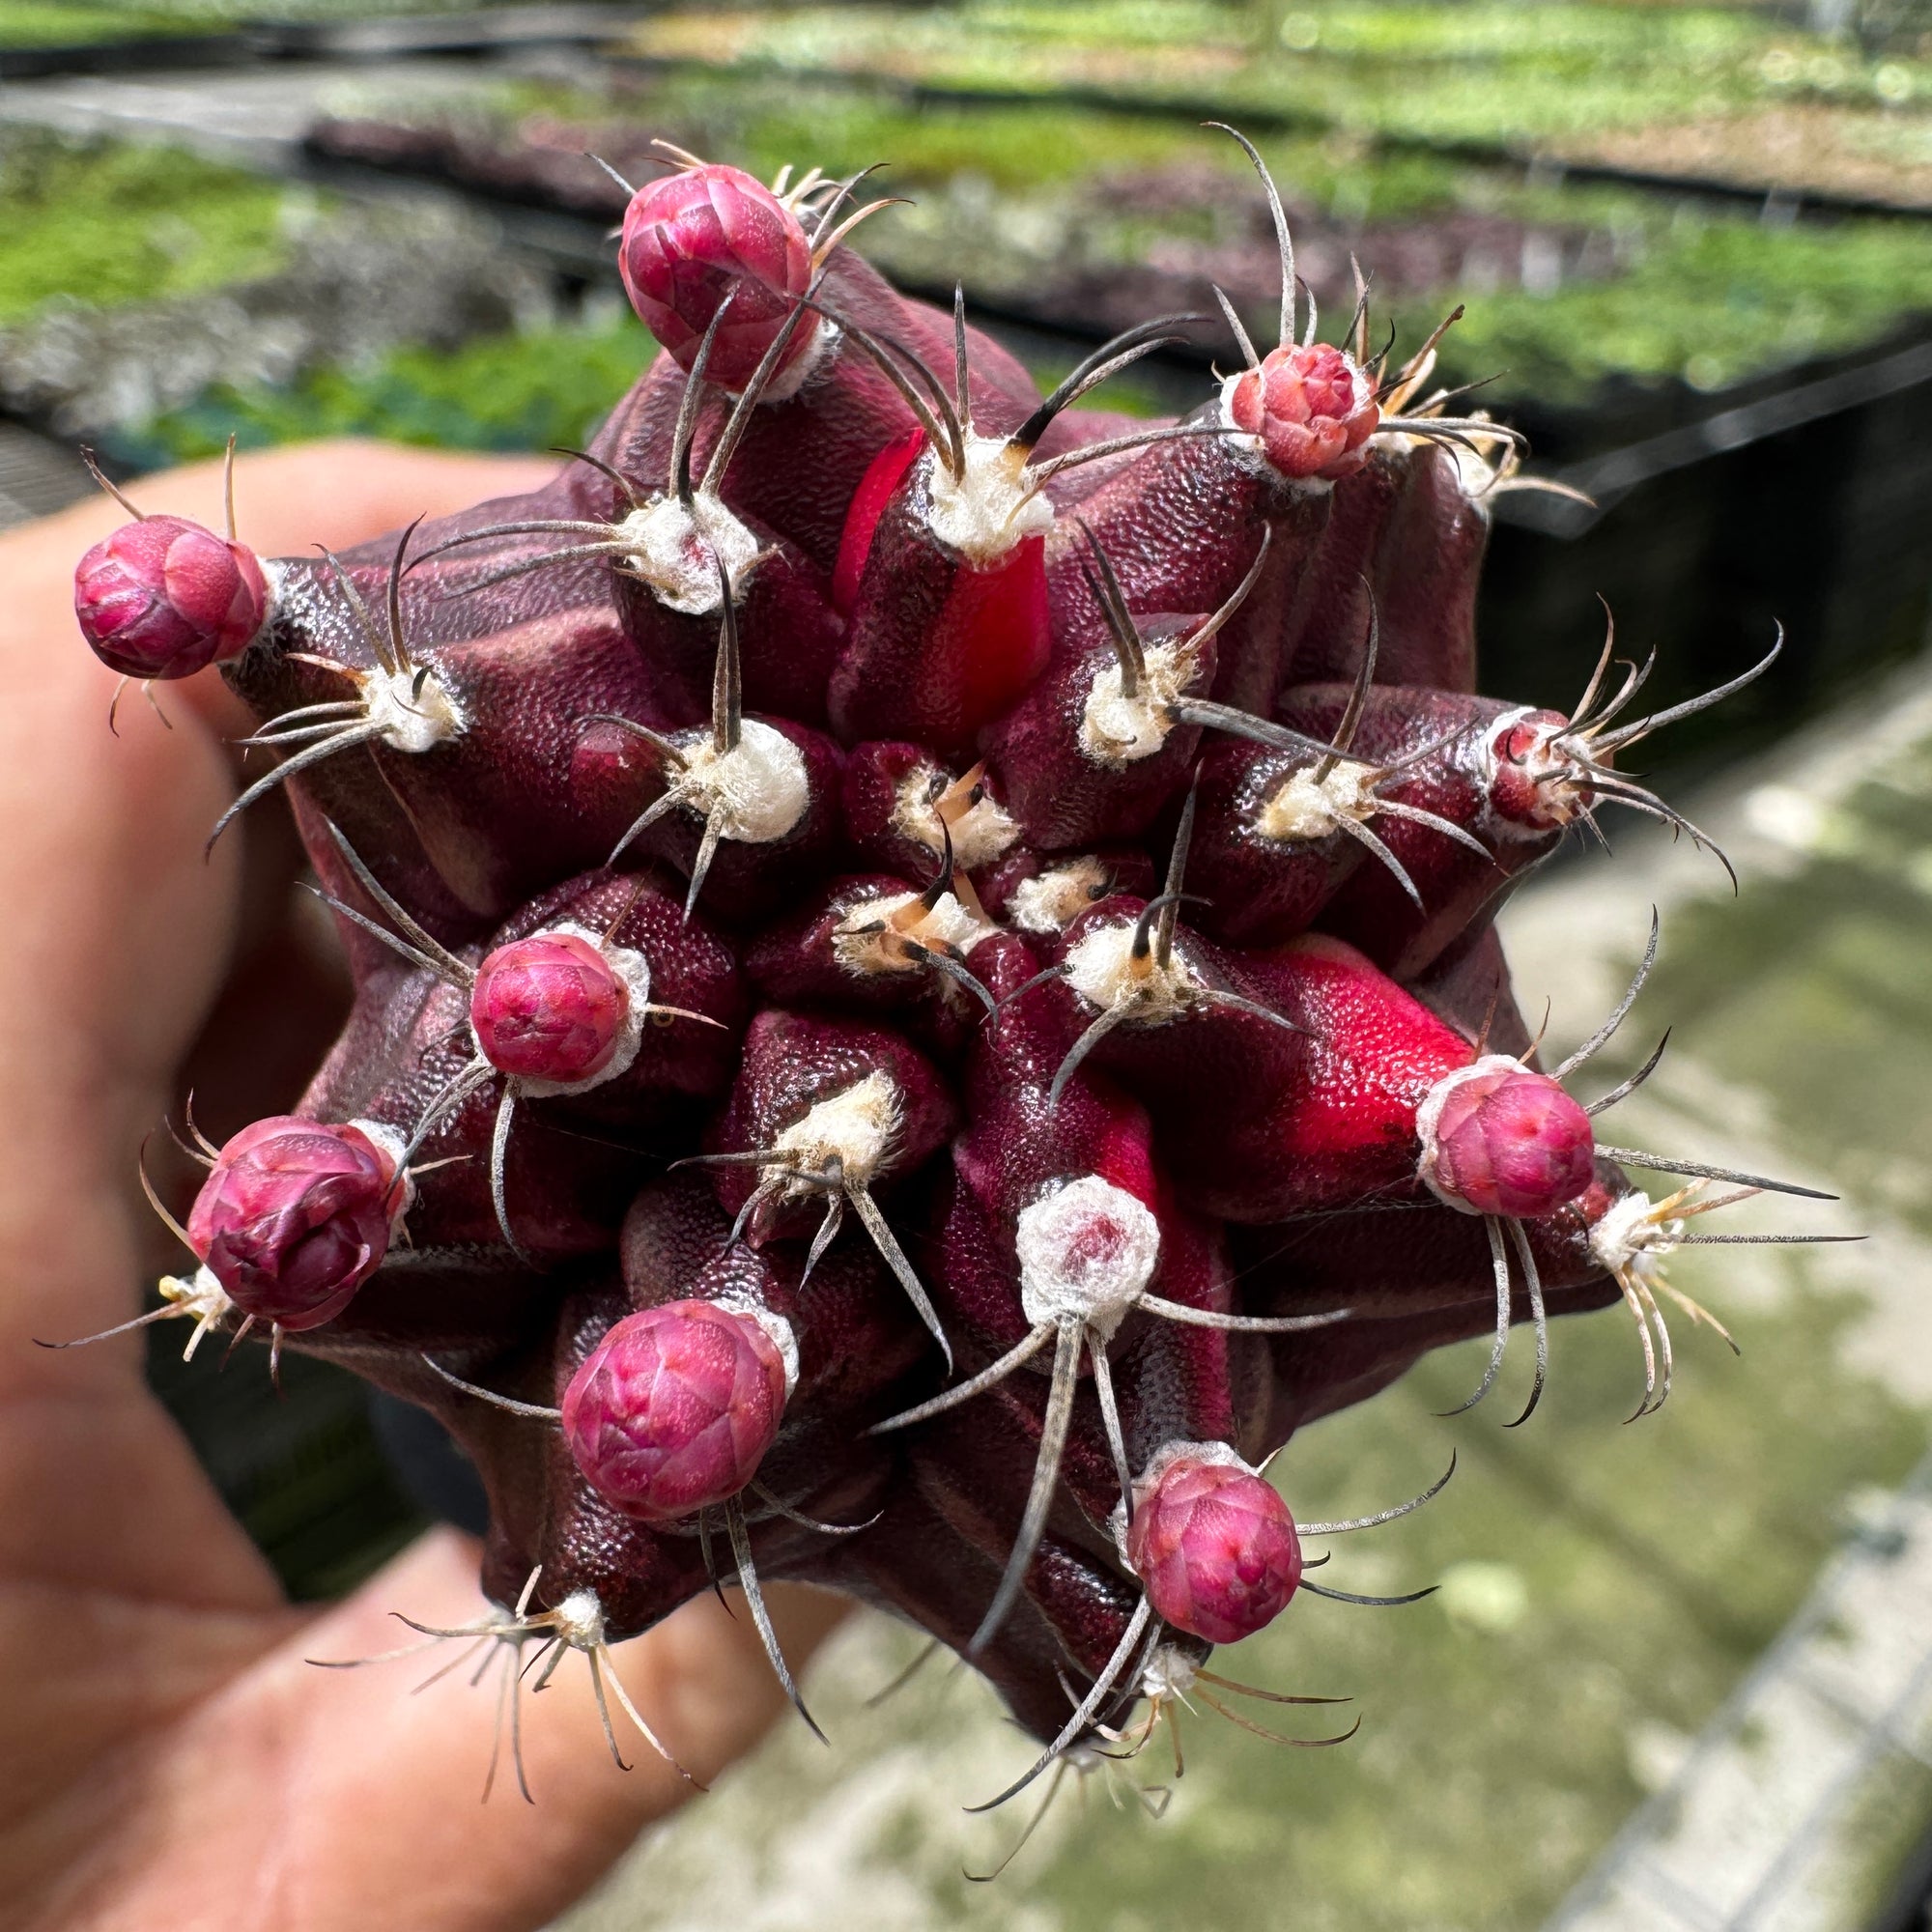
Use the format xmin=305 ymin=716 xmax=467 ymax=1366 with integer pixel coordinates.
xmin=0 ymin=51 xmax=513 ymax=165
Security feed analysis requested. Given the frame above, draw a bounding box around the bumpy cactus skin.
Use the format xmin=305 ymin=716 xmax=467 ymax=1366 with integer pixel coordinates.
xmin=80 ymin=142 xmax=1805 ymax=1792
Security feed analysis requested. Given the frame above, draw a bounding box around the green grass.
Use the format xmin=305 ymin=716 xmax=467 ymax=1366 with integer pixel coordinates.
xmin=0 ymin=2 xmax=194 ymax=44
xmin=121 ymin=309 xmax=658 ymax=467
xmin=634 ymin=1 xmax=1932 ymax=138
xmin=0 ymin=0 xmax=585 ymax=35
xmin=0 ymin=131 xmax=296 ymax=321
xmin=1430 ymin=203 xmax=1932 ymax=401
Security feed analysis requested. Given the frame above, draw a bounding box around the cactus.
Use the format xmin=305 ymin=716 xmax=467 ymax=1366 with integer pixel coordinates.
xmin=70 ymin=131 xmax=1836 ymax=1813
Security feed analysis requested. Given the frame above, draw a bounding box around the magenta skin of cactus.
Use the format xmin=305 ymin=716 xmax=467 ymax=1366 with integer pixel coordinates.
xmin=1420 ymin=1063 xmax=1597 ymax=1219
xmin=186 ymin=1117 xmax=399 ymax=1329
xmin=88 ymin=185 xmax=1742 ymax=1747
xmin=1365 ymin=441 xmax=1489 ymax=695
xmin=983 ymin=608 xmax=1215 ymax=851
xmin=560 ymin=1299 xmax=789 ymax=1522
xmin=1229 ymin=343 xmax=1380 ymax=483
xmin=73 ymin=515 xmax=268 ymax=680
xmin=1236 ymin=1156 xmax=1631 ymax=1323
xmin=1278 ymin=683 xmax=1556 ymax=980
xmin=617 ymin=164 xmax=812 ymax=389
xmin=470 ymin=931 xmax=628 ymax=1085
xmin=706 ymin=1009 xmax=957 ymax=1239
xmin=1048 ymin=406 xmax=1330 ymax=716
xmin=1276 ymin=442 xmax=1408 ymax=687
xmin=1127 ymin=1458 xmax=1302 ymax=1644
xmin=1183 ymin=735 xmax=1369 ymax=948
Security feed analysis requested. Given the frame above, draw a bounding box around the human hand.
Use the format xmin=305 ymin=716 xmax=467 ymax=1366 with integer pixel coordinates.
xmin=0 ymin=441 xmax=847 ymax=1932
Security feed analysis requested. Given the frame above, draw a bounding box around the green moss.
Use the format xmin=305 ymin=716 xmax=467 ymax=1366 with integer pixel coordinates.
xmin=0 ymin=3 xmax=191 ymax=44
xmin=1429 ymin=209 xmax=1932 ymax=402
xmin=0 ymin=131 xmax=295 ymax=321
xmin=123 ymin=309 xmax=658 ymax=467
xmin=635 ymin=1 xmax=1932 ymax=140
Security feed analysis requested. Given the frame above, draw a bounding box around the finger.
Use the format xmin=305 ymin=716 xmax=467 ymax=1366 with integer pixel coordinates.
xmin=89 ymin=1532 xmax=851 ymax=1932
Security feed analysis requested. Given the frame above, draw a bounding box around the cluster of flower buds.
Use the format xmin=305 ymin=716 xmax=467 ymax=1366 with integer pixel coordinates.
xmin=69 ymin=128 xmax=1824 ymax=1814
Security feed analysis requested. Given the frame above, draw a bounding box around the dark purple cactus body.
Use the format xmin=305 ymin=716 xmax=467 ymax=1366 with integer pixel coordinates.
xmin=71 ymin=135 xmax=1803 ymax=1800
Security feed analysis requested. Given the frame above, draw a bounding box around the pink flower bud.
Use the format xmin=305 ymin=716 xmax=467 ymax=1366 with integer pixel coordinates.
xmin=1126 ymin=1453 xmax=1302 ymax=1644
xmin=561 ymin=1300 xmax=790 ymax=1522
xmin=186 ymin=1117 xmax=401 ymax=1330
xmin=471 ymin=931 xmax=631 ymax=1086
xmin=1229 ymin=342 xmax=1380 ymax=482
xmin=73 ymin=515 xmax=269 ymax=680
xmin=1417 ymin=1059 xmax=1596 ymax=1219
xmin=618 ymin=163 xmax=813 ymax=389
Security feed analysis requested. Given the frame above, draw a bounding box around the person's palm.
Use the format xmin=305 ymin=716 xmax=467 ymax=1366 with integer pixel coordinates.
xmin=0 ymin=444 xmax=842 ymax=1932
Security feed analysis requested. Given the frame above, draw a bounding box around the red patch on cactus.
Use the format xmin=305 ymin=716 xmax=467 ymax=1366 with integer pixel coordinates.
xmin=1127 ymin=1450 xmax=1303 ymax=1645
xmin=73 ymin=513 xmax=268 ymax=680
xmin=560 ymin=1299 xmax=792 ymax=1522
xmin=832 ymin=426 xmax=926 ymax=615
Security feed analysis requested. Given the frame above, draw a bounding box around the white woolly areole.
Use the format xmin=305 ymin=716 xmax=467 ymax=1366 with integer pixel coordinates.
xmin=1479 ymin=703 xmax=1580 ymax=838
xmin=923 ymin=433 xmax=1055 ymax=564
xmin=1255 ymin=757 xmax=1380 ymax=844
xmin=1449 ymin=434 xmax=1504 ymax=507
xmin=1414 ymin=1053 xmax=1523 ymax=1212
xmin=1064 ymin=918 xmax=1200 ymax=1021
xmin=1079 ymin=632 xmax=1200 ymax=767
xmin=615 ymin=493 xmax=763 ymax=616
xmin=1216 ymin=370 xmax=1334 ymax=497
xmin=1141 ymin=1643 xmax=1201 ymax=1702
xmin=774 ymin=1068 xmax=902 ymax=1193
xmin=249 ymin=558 xmax=285 ymax=647
xmin=890 ymin=763 xmax=1018 ymax=869
xmin=1589 ymin=1189 xmax=1678 ymax=1286
xmin=1111 ymin=1436 xmax=1251 ymax=1563
xmin=1016 ymin=1175 xmax=1161 ymax=1339
xmin=676 ymin=719 xmax=810 ymax=843
xmin=712 ymin=1293 xmax=801 ymax=1399
xmin=551 ymin=1588 xmax=607 ymax=1649
xmin=753 ymin=312 xmax=834 ymax=405
xmin=364 ymin=663 xmax=466 ymax=753
xmin=830 ymin=889 xmax=993 ymax=979
xmin=505 ymin=922 xmax=654 ymax=1100
xmin=347 ymin=1117 xmax=415 ymax=1225
xmin=157 ymin=1265 xmax=237 ymax=1357
xmin=1010 ymin=857 xmax=1112 ymax=933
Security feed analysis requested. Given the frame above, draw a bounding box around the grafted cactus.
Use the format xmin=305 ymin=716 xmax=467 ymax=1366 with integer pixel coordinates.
xmin=70 ymin=129 xmax=1827 ymax=1810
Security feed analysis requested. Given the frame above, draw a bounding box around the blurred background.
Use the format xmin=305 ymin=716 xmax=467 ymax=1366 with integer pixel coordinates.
xmin=7 ymin=1 xmax=1932 ymax=1926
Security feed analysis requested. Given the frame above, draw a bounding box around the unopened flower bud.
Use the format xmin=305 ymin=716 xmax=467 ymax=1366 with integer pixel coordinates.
xmin=1126 ymin=1450 xmax=1302 ymax=1644
xmin=1417 ymin=1057 xmax=1595 ymax=1219
xmin=1229 ymin=342 xmax=1379 ymax=482
xmin=187 ymin=1118 xmax=401 ymax=1329
xmin=561 ymin=1300 xmax=792 ymax=1522
xmin=74 ymin=515 xmax=268 ymax=680
xmin=619 ymin=163 xmax=813 ymax=389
